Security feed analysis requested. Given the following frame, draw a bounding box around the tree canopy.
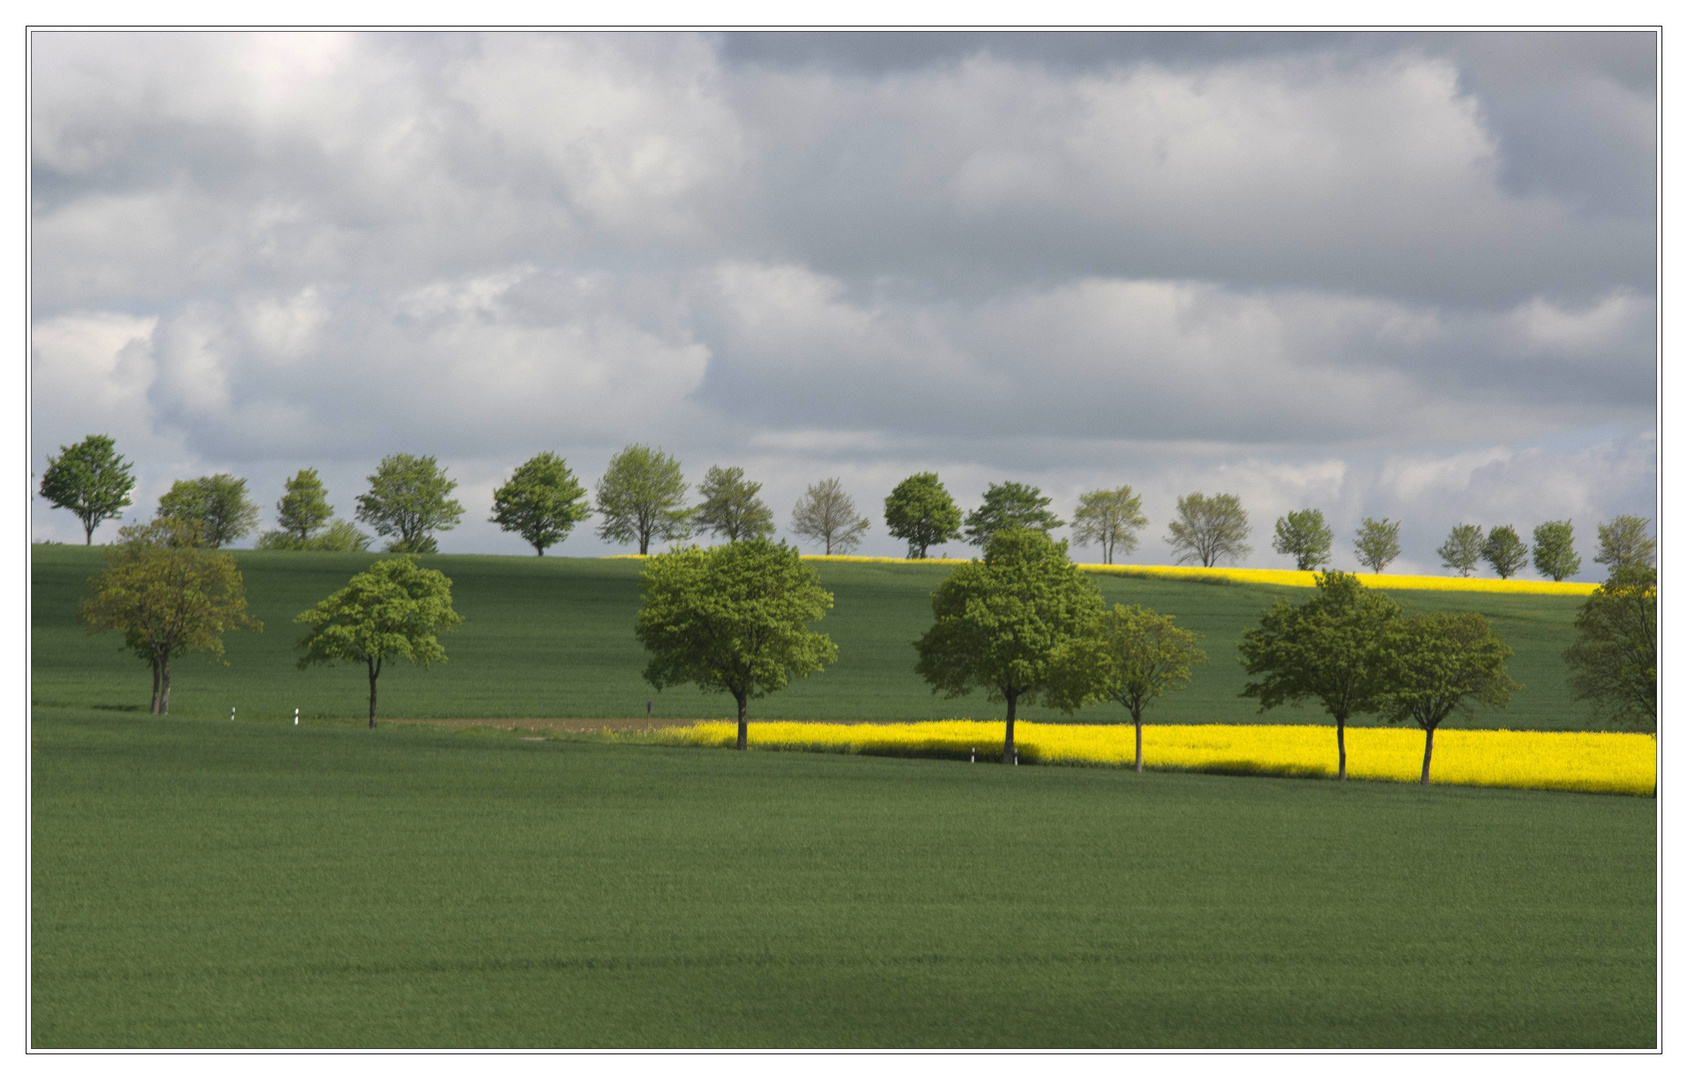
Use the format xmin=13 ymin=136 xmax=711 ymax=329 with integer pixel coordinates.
xmin=355 ymin=454 xmax=464 ymax=554
xmin=914 ymin=529 xmax=1106 ymax=764
xmin=1070 ymin=485 xmax=1148 ymax=565
xmin=295 ymin=556 xmax=463 ymax=728
xmin=883 ymin=472 xmax=963 ymax=559
xmin=1594 ymin=514 xmax=1655 ymax=571
xmin=78 ymin=518 xmax=261 ymax=713
xmin=594 ymin=444 xmax=692 ymax=555
xmin=1238 ymin=570 xmax=1402 ymax=780
xmin=1531 ymin=520 xmax=1581 ymax=582
xmin=1353 ymin=517 xmax=1401 ymax=574
xmin=275 ymin=468 xmax=334 ymax=543
xmin=1437 ymin=524 xmax=1484 ymax=577
xmin=157 ymin=474 xmax=261 ymax=549
xmin=490 ymin=452 xmax=591 ymax=555
xmin=1166 ymin=492 xmax=1251 ymax=568
xmin=635 ymin=539 xmax=837 ymax=749
xmin=692 ymin=466 xmax=777 ymax=543
xmin=40 ymin=434 xmax=136 ymax=545
xmin=962 ymin=481 xmax=1064 ymax=549
xmin=1272 ymin=508 xmax=1333 ymax=571
xmin=1563 ymin=564 xmax=1656 ymax=732
xmin=790 ymin=478 xmax=870 ymax=555
xmin=1482 ymin=525 xmax=1529 ymax=579
xmin=1382 ymin=612 xmax=1519 ymax=784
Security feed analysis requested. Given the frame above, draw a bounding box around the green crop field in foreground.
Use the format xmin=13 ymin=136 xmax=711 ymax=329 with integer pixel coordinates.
xmin=33 ymin=545 xmax=1594 ymax=728
xmin=31 ymin=709 xmax=1655 ymax=1048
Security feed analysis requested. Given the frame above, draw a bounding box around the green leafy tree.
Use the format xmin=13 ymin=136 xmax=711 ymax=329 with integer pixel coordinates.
xmin=1238 ymin=571 xmax=1403 ymax=781
xmin=1382 ymin=613 xmax=1520 ymax=784
xmin=1563 ymin=565 xmax=1656 ymax=731
xmin=157 ymin=474 xmax=261 ymax=548
xmin=39 ymin=434 xmax=136 ymax=545
xmin=1166 ymin=492 xmax=1251 ymax=567
xmin=790 ymin=478 xmax=871 ymax=555
xmin=355 ymin=454 xmax=464 ymax=554
xmin=77 ymin=518 xmax=261 ymax=713
xmin=1437 ymin=524 xmax=1485 ymax=577
xmin=275 ymin=468 xmax=334 ymax=543
xmin=594 ymin=444 xmax=692 ymax=555
xmin=914 ymin=529 xmax=1106 ymax=764
xmin=635 ymin=539 xmax=837 ymax=750
xmin=692 ymin=466 xmax=777 ymax=543
xmin=963 ymin=481 xmax=1064 ymax=549
xmin=1047 ymin=604 xmax=1207 ymax=772
xmin=490 ymin=452 xmax=591 ymax=555
xmin=1594 ymin=514 xmax=1655 ymax=571
xmin=257 ymin=518 xmax=371 ymax=552
xmin=884 ymin=472 xmax=964 ymax=559
xmin=1070 ymin=485 xmax=1148 ymax=565
xmin=1272 ymin=508 xmax=1333 ymax=571
xmin=295 ymin=556 xmax=463 ymax=728
xmin=1482 ymin=525 xmax=1529 ymax=579
xmin=1353 ymin=517 xmax=1402 ymax=573
xmin=1531 ymin=520 xmax=1581 ymax=581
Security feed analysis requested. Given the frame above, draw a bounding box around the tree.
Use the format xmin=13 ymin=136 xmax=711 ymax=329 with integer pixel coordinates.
xmin=1047 ymin=604 xmax=1207 ymax=772
xmin=1563 ymin=565 xmax=1656 ymax=731
xmin=791 ymin=478 xmax=871 ymax=555
xmin=1070 ymin=485 xmax=1148 ymax=565
xmin=1272 ymin=508 xmax=1333 ymax=571
xmin=692 ymin=466 xmax=777 ymax=543
xmin=594 ymin=444 xmax=692 ymax=555
xmin=77 ymin=518 xmax=261 ymax=713
xmin=963 ymin=481 xmax=1064 ymax=549
xmin=1166 ymin=492 xmax=1251 ymax=568
xmin=1353 ymin=517 xmax=1401 ymax=574
xmin=1238 ymin=571 xmax=1402 ymax=781
xmin=1382 ymin=613 xmax=1520 ymax=784
xmin=635 ymin=539 xmax=837 ymax=750
xmin=1532 ymin=520 xmax=1581 ymax=582
xmin=257 ymin=518 xmax=371 ymax=552
xmin=157 ymin=474 xmax=261 ymax=548
xmin=1437 ymin=524 xmax=1484 ymax=577
xmin=275 ymin=468 xmax=334 ymax=544
xmin=490 ymin=452 xmax=591 ymax=555
xmin=1594 ymin=514 xmax=1655 ymax=571
xmin=914 ymin=529 xmax=1106 ymax=764
xmin=1482 ymin=525 xmax=1529 ymax=579
xmin=40 ymin=434 xmax=136 ymax=545
xmin=884 ymin=472 xmax=964 ymax=559
xmin=355 ymin=454 xmax=465 ymax=554
xmin=295 ymin=556 xmax=463 ymax=728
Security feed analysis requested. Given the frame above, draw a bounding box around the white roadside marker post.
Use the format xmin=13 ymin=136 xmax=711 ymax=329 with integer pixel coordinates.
xmin=970 ymin=747 xmax=975 ymax=764
xmin=294 ymin=708 xmax=299 ymax=726
xmin=230 ymin=706 xmax=236 ymax=722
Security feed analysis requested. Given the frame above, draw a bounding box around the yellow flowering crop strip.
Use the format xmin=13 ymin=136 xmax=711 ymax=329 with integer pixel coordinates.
xmin=659 ymin=720 xmax=1655 ymax=796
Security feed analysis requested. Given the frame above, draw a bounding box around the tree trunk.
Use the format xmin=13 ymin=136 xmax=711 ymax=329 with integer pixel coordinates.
xmin=84 ymin=518 xmax=94 ymax=545
xmin=825 ymin=536 xmax=833 ymax=555
xmin=1133 ymin=708 xmax=1144 ymax=773
xmin=1001 ymin=690 xmax=1018 ymax=764
xmin=735 ymin=693 xmax=748 ymax=750
xmin=1104 ymin=535 xmax=1113 ymax=565
xmin=639 ymin=529 xmax=650 ymax=556
xmin=1420 ymin=725 xmax=1435 ymax=785
xmin=150 ymin=658 xmax=162 ymax=714
xmin=157 ymin=654 xmax=172 ymax=715
xmin=1336 ymin=715 xmax=1347 ymax=780
xmin=367 ymin=656 xmax=379 ymax=729
xmin=535 ymin=543 xmax=546 ymax=556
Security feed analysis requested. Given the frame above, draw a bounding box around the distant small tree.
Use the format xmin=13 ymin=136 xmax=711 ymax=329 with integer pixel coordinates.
xmin=1047 ymin=604 xmax=1207 ymax=772
xmin=963 ymin=482 xmax=1064 ymax=549
xmin=1069 ymin=486 xmax=1148 ymax=565
xmin=594 ymin=444 xmax=692 ymax=555
xmin=915 ymin=530 xmax=1106 ymax=764
xmin=490 ymin=452 xmax=591 ymax=555
xmin=1437 ymin=524 xmax=1485 ymax=577
xmin=693 ymin=466 xmax=777 ymax=543
xmin=40 ymin=434 xmax=136 ymax=545
xmin=790 ymin=478 xmax=871 ymax=555
xmin=1382 ymin=613 xmax=1520 ymax=784
xmin=1564 ymin=565 xmax=1656 ymax=732
xmin=295 ymin=556 xmax=463 ymax=728
xmin=1482 ymin=525 xmax=1529 ymax=579
xmin=77 ymin=518 xmax=262 ymax=713
xmin=884 ymin=472 xmax=964 ymax=559
xmin=1272 ymin=509 xmax=1333 ymax=571
xmin=1166 ymin=492 xmax=1251 ymax=568
xmin=275 ymin=468 xmax=334 ymax=544
xmin=1531 ymin=520 xmax=1581 ymax=582
xmin=1593 ymin=514 xmax=1655 ymax=571
xmin=157 ymin=474 xmax=261 ymax=549
xmin=1238 ymin=571 xmax=1402 ymax=780
xmin=635 ymin=539 xmax=837 ymax=750
xmin=257 ymin=518 xmax=371 ymax=552
xmin=355 ymin=454 xmax=464 ymax=554
xmin=1353 ymin=517 xmax=1402 ymax=573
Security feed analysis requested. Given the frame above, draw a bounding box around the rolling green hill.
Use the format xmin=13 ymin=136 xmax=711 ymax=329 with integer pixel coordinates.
xmin=32 ymin=545 xmax=1594 ymax=729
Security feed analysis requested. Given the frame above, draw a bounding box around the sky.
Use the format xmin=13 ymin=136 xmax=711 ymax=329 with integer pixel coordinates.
xmin=28 ymin=29 xmax=1659 ymax=577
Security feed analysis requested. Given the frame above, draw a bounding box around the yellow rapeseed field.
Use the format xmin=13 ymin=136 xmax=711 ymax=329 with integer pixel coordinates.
xmin=661 ymin=720 xmax=1655 ymax=796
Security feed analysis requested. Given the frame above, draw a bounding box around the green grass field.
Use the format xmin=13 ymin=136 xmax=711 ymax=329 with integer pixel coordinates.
xmin=31 ymin=708 xmax=1655 ymax=1048
xmin=32 ymin=546 xmax=1595 ymax=729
